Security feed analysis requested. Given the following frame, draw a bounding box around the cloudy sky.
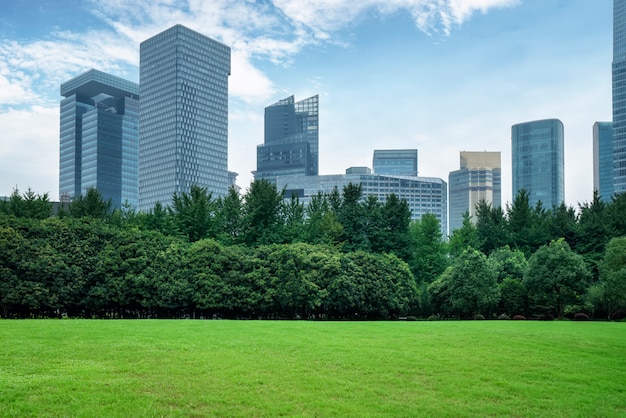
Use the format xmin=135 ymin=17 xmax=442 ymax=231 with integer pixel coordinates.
xmin=0 ymin=0 xmax=613 ymax=208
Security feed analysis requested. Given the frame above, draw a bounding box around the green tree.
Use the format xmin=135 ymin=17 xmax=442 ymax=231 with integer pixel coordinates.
xmin=409 ymin=213 xmax=448 ymax=283
xmin=524 ymin=239 xmax=591 ymax=318
xmin=337 ymin=183 xmax=368 ymax=252
xmin=448 ymin=212 xmax=479 ymax=258
xmin=281 ymin=193 xmax=305 ymax=243
xmin=475 ymin=200 xmax=508 ymax=254
xmin=169 ymin=185 xmax=217 ymax=242
xmin=2 ymin=188 xmax=52 ymax=219
xmin=217 ymin=186 xmax=243 ymax=244
xmin=600 ymin=236 xmax=626 ymax=318
xmin=378 ymin=193 xmax=412 ymax=262
xmin=576 ymin=191 xmax=610 ymax=280
xmin=69 ymin=187 xmax=112 ymax=220
xmin=241 ymin=179 xmax=285 ymax=245
xmin=548 ymin=202 xmax=579 ymax=248
xmin=441 ymin=248 xmax=500 ymax=318
xmin=303 ymin=192 xmax=342 ymax=246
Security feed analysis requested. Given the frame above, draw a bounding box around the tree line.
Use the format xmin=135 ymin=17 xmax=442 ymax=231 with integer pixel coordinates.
xmin=1 ymin=182 xmax=625 ymax=320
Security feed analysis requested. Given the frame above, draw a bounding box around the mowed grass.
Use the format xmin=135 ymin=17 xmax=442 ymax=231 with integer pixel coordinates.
xmin=0 ymin=321 xmax=624 ymax=417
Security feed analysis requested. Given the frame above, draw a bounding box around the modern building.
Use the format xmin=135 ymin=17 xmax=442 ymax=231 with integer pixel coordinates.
xmin=276 ymin=172 xmax=447 ymax=236
xmin=448 ymin=151 xmax=501 ymax=232
xmin=593 ymin=122 xmax=615 ymax=201
xmin=372 ymin=149 xmax=418 ymax=176
xmin=254 ymin=95 xmax=319 ymax=181
xmin=59 ymin=69 xmax=139 ymax=208
xmin=614 ymin=0 xmax=626 ymax=193
xmin=511 ymin=119 xmax=564 ymax=208
xmin=138 ymin=24 xmax=231 ymax=211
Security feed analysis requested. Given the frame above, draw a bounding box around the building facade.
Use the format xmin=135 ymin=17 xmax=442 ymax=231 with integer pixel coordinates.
xmin=593 ymin=122 xmax=615 ymax=201
xmin=255 ymin=95 xmax=319 ymax=181
xmin=59 ymin=69 xmax=139 ymax=208
xmin=138 ymin=24 xmax=231 ymax=211
xmin=512 ymin=119 xmax=564 ymax=208
xmin=614 ymin=0 xmax=626 ymax=193
xmin=448 ymin=151 xmax=501 ymax=232
xmin=276 ymin=172 xmax=447 ymax=236
xmin=372 ymin=149 xmax=418 ymax=177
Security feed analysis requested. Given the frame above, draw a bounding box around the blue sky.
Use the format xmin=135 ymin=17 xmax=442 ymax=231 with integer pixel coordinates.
xmin=0 ymin=0 xmax=613 ymax=209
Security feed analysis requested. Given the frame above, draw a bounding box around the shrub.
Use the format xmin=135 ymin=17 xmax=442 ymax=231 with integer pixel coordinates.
xmin=406 ymin=316 xmax=417 ymax=321
xmin=473 ymin=314 xmax=485 ymax=320
xmin=498 ymin=314 xmax=510 ymax=320
xmin=426 ymin=314 xmax=440 ymax=321
xmin=512 ymin=315 xmax=526 ymax=320
xmin=573 ymin=313 xmax=590 ymax=321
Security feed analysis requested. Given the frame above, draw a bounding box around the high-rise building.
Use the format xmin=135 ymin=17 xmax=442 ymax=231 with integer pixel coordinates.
xmin=254 ymin=95 xmax=319 ymax=181
xmin=59 ymin=69 xmax=139 ymax=208
xmin=372 ymin=149 xmax=418 ymax=177
xmin=511 ymin=119 xmax=564 ymax=208
xmin=593 ymin=122 xmax=615 ymax=201
xmin=614 ymin=0 xmax=626 ymax=193
xmin=448 ymin=151 xmax=501 ymax=232
xmin=138 ymin=24 xmax=231 ymax=211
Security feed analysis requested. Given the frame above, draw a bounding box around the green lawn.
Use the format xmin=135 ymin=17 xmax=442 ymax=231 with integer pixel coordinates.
xmin=0 ymin=320 xmax=624 ymax=417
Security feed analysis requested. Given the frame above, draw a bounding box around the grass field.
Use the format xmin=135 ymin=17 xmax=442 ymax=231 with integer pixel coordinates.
xmin=0 ymin=320 xmax=624 ymax=417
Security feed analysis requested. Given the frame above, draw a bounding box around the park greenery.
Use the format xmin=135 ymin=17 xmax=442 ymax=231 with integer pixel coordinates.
xmin=1 ymin=181 xmax=626 ymax=320
xmin=1 ymin=321 xmax=625 ymax=416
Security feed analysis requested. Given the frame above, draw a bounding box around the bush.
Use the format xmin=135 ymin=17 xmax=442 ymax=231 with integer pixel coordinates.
xmin=426 ymin=314 xmax=440 ymax=321
xmin=498 ymin=314 xmax=510 ymax=320
xmin=473 ymin=314 xmax=485 ymax=320
xmin=512 ymin=315 xmax=526 ymax=320
xmin=405 ymin=316 xmax=417 ymax=321
xmin=573 ymin=313 xmax=590 ymax=321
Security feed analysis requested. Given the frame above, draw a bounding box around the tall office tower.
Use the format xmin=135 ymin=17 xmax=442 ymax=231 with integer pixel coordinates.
xmin=59 ymin=69 xmax=139 ymax=208
xmin=139 ymin=24 xmax=231 ymax=211
xmin=372 ymin=149 xmax=418 ymax=176
xmin=511 ymin=119 xmax=564 ymax=208
xmin=448 ymin=151 xmax=501 ymax=232
xmin=614 ymin=0 xmax=626 ymax=193
xmin=254 ymin=95 xmax=319 ymax=181
xmin=593 ymin=122 xmax=615 ymax=201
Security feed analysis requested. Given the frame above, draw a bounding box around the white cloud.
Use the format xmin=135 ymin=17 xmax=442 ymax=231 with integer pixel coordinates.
xmin=0 ymin=106 xmax=58 ymax=198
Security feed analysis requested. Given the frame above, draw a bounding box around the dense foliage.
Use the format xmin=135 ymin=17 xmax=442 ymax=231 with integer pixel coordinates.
xmin=1 ymin=185 xmax=625 ymax=319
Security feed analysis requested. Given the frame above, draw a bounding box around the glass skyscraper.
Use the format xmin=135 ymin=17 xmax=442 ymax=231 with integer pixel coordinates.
xmin=512 ymin=119 xmax=564 ymax=208
xmin=448 ymin=151 xmax=501 ymax=232
xmin=372 ymin=149 xmax=418 ymax=177
xmin=139 ymin=24 xmax=231 ymax=211
xmin=593 ymin=122 xmax=615 ymax=201
xmin=255 ymin=95 xmax=319 ymax=181
xmin=59 ymin=69 xmax=139 ymax=208
xmin=614 ymin=0 xmax=626 ymax=193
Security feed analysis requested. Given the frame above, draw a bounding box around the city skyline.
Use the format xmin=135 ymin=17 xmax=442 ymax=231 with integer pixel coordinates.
xmin=0 ymin=1 xmax=613 ymax=208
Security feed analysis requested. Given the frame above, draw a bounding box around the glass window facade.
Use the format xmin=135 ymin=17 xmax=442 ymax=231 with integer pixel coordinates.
xmin=138 ymin=24 xmax=231 ymax=211
xmin=593 ymin=122 xmax=614 ymax=201
xmin=255 ymin=95 xmax=319 ymax=181
xmin=59 ymin=69 xmax=139 ymax=208
xmin=614 ymin=0 xmax=626 ymax=193
xmin=512 ymin=119 xmax=564 ymax=208
xmin=275 ymin=173 xmax=447 ymax=236
xmin=372 ymin=149 xmax=418 ymax=177
xmin=448 ymin=151 xmax=501 ymax=232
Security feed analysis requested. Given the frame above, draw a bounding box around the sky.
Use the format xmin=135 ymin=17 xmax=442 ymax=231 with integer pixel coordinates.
xmin=0 ymin=0 xmax=614 ymax=209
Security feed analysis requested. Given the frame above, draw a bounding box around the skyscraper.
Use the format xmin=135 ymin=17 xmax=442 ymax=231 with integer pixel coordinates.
xmin=254 ymin=95 xmax=319 ymax=181
xmin=593 ymin=122 xmax=614 ymax=201
xmin=448 ymin=151 xmax=501 ymax=232
xmin=139 ymin=24 xmax=231 ymax=211
xmin=372 ymin=149 xmax=418 ymax=177
xmin=512 ymin=119 xmax=564 ymax=208
xmin=613 ymin=0 xmax=626 ymax=193
xmin=59 ymin=69 xmax=139 ymax=208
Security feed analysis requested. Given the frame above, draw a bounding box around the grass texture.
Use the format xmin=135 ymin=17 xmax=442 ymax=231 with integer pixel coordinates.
xmin=0 ymin=320 xmax=624 ymax=417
